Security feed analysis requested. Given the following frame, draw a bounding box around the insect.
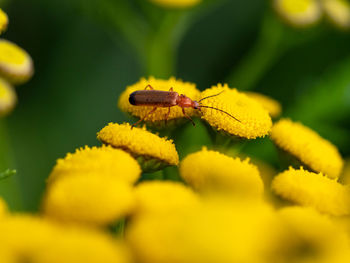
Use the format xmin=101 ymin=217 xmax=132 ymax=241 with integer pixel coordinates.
xmin=129 ymin=85 xmax=241 ymax=127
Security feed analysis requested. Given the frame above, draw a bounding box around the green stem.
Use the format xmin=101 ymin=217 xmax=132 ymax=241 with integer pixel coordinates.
xmin=0 ymin=120 xmax=22 ymax=210
xmin=146 ymin=11 xmax=188 ymax=77
xmin=226 ymin=11 xmax=285 ymax=90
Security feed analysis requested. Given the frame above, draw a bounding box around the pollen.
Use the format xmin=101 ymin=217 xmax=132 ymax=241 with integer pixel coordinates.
xmin=270 ymin=119 xmax=344 ymax=179
xmin=199 ymin=84 xmax=272 ymax=139
xmin=97 ymin=122 xmax=179 ymax=171
xmin=244 ymin=91 xmax=282 ymax=118
xmin=42 ymin=173 xmax=135 ymax=226
xmin=322 ymin=0 xmax=350 ymax=29
xmin=0 ymin=77 xmax=16 ymax=117
xmin=273 ymin=0 xmax=322 ymax=27
xmin=0 ymin=9 xmax=8 ymax=34
xmin=118 ymin=76 xmax=200 ymax=127
xmin=271 ymin=167 xmax=350 ymax=216
xmin=148 ymin=0 xmax=201 ymax=8
xmin=179 ymin=147 xmax=264 ymax=197
xmin=47 ymin=145 xmax=141 ymax=185
xmin=0 ymin=39 xmax=34 ymax=84
xmin=133 ymin=181 xmax=200 ymax=217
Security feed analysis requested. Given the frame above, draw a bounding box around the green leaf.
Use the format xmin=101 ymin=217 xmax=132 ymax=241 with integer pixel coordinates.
xmin=0 ymin=169 xmax=16 ymax=180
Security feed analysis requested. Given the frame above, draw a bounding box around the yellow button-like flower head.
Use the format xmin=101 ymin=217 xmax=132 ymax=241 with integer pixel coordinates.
xmin=273 ymin=0 xmax=322 ymax=27
xmin=118 ymin=77 xmax=200 ymax=128
xmin=133 ymin=181 xmax=200 ymax=217
xmin=0 ymin=77 xmax=16 ymax=117
xmin=273 ymin=207 xmax=350 ymax=263
xmin=97 ymin=122 xmax=179 ymax=172
xmin=47 ymin=145 xmax=141 ymax=185
xmin=199 ymin=84 xmax=272 ymax=139
xmin=272 ymin=167 xmax=350 ymax=216
xmin=0 ymin=197 xmax=8 ymax=217
xmin=271 ymin=119 xmax=344 ymax=179
xmin=322 ymin=0 xmax=350 ymax=29
xmin=148 ymin=0 xmax=201 ymax=9
xmin=42 ymin=174 xmax=135 ymax=226
xmin=0 ymin=215 xmax=130 ymax=263
xmin=179 ymin=147 xmax=264 ymax=197
xmin=0 ymin=39 xmax=34 ymax=84
xmin=244 ymin=91 xmax=282 ymax=118
xmin=0 ymin=9 xmax=8 ymax=34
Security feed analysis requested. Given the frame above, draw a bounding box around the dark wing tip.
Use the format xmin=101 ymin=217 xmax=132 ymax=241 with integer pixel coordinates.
xmin=129 ymin=92 xmax=137 ymax=105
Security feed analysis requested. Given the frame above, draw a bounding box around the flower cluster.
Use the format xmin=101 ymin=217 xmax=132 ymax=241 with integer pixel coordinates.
xmin=0 ymin=8 xmax=34 ymax=117
xmin=273 ymin=0 xmax=350 ymax=29
xmin=1 ymin=76 xmax=349 ymax=262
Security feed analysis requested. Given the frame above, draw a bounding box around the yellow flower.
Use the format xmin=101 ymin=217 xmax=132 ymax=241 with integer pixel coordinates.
xmin=132 ymin=181 xmax=200 ymax=217
xmin=0 ymin=9 xmax=8 ymax=34
xmin=272 ymin=207 xmax=350 ymax=263
xmin=47 ymin=145 xmax=141 ymax=185
xmin=322 ymin=0 xmax=350 ymax=29
xmin=0 ymin=197 xmax=8 ymax=217
xmin=273 ymin=0 xmax=322 ymax=27
xmin=340 ymin=158 xmax=350 ymax=184
xmin=97 ymin=122 xmax=179 ymax=172
xmin=148 ymin=0 xmax=201 ymax=8
xmin=0 ymin=214 xmax=130 ymax=263
xmin=0 ymin=77 xmax=16 ymax=117
xmin=0 ymin=39 xmax=34 ymax=84
xmin=270 ymin=119 xmax=344 ymax=179
xmin=179 ymin=147 xmax=264 ymax=197
xmin=118 ymin=77 xmax=200 ymax=128
xmin=271 ymin=167 xmax=350 ymax=216
xmin=42 ymin=174 xmax=135 ymax=226
xmin=244 ymin=91 xmax=282 ymax=118
xmin=126 ymin=198 xmax=278 ymax=263
xmin=199 ymin=84 xmax=272 ymax=139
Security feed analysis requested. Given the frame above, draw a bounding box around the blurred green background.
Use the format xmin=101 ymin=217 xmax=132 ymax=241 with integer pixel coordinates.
xmin=0 ymin=0 xmax=349 ymax=211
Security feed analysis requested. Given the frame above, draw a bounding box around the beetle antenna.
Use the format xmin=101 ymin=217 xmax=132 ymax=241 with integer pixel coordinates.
xmin=199 ymin=91 xmax=225 ymax=102
xmin=199 ymin=105 xmax=241 ymax=123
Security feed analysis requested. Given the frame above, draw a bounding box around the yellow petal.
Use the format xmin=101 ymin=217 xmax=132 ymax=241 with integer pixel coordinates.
xmin=322 ymin=0 xmax=350 ymax=29
xmin=0 ymin=77 xmax=16 ymax=117
xmin=47 ymin=145 xmax=141 ymax=185
xmin=0 ymin=39 xmax=34 ymax=84
xmin=271 ymin=119 xmax=344 ymax=179
xmin=199 ymin=84 xmax=272 ymax=139
xmin=97 ymin=122 xmax=179 ymax=171
xmin=272 ymin=167 xmax=350 ymax=216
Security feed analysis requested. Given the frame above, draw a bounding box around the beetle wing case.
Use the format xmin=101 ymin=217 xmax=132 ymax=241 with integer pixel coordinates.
xmin=129 ymin=90 xmax=178 ymax=107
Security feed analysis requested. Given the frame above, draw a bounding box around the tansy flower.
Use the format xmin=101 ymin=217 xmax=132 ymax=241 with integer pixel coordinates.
xmin=0 ymin=9 xmax=8 ymax=34
xmin=0 ymin=77 xmax=16 ymax=117
xmin=179 ymin=147 xmax=264 ymax=197
xmin=126 ymin=198 xmax=278 ymax=263
xmin=273 ymin=0 xmax=322 ymax=27
xmin=132 ymin=181 xmax=200 ymax=217
xmin=97 ymin=122 xmax=179 ymax=172
xmin=270 ymin=119 xmax=343 ymax=179
xmin=118 ymin=77 xmax=200 ymax=128
xmin=322 ymin=0 xmax=350 ymax=29
xmin=244 ymin=91 xmax=282 ymax=118
xmin=0 ymin=39 xmax=34 ymax=84
xmin=47 ymin=145 xmax=141 ymax=185
xmin=42 ymin=174 xmax=135 ymax=226
xmin=340 ymin=158 xmax=350 ymax=184
xmin=148 ymin=0 xmax=201 ymax=9
xmin=272 ymin=207 xmax=350 ymax=263
xmin=271 ymin=167 xmax=350 ymax=216
xmin=199 ymin=84 xmax=272 ymax=139
xmin=0 ymin=214 xmax=130 ymax=263
xmin=0 ymin=197 xmax=8 ymax=217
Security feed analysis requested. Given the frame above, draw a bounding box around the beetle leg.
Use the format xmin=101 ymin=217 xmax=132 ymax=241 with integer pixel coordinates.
xmin=132 ymin=107 xmax=158 ymax=128
xmin=144 ymin=85 xmax=154 ymax=90
xmin=164 ymin=107 xmax=171 ymax=124
xmin=182 ymin=108 xmax=195 ymax=126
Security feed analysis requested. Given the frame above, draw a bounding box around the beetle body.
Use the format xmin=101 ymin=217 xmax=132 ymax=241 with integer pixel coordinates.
xmin=128 ymin=85 xmax=240 ymax=128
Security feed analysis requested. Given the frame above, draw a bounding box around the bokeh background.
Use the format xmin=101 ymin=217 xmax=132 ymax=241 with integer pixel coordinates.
xmin=1 ymin=0 xmax=349 ymax=211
